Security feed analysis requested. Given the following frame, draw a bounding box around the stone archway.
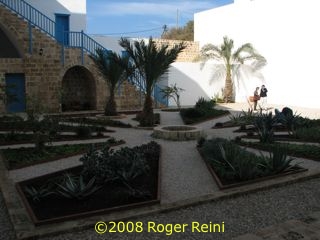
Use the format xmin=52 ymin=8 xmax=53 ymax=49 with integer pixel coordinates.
xmin=0 ymin=24 xmax=23 ymax=58
xmin=61 ymin=66 xmax=96 ymax=111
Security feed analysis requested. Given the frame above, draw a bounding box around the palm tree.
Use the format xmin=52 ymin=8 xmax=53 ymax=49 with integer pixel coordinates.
xmin=119 ymin=37 xmax=186 ymax=126
xmin=200 ymin=36 xmax=266 ymax=102
xmin=91 ymin=49 xmax=132 ymax=116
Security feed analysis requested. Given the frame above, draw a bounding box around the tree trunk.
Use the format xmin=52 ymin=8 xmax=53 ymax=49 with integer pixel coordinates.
xmin=140 ymin=93 xmax=154 ymax=126
xmin=105 ymin=90 xmax=117 ymax=116
xmin=224 ymin=70 xmax=234 ymax=103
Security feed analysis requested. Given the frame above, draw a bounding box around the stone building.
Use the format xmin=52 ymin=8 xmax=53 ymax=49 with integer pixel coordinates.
xmin=0 ymin=0 xmax=198 ymax=113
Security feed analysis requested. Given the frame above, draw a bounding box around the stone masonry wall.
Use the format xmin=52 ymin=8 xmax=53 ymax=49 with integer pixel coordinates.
xmin=0 ymin=4 xmax=107 ymax=113
xmin=154 ymin=39 xmax=199 ymax=62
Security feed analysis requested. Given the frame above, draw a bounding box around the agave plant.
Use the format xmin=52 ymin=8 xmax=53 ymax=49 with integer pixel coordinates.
xmin=55 ymin=174 xmax=101 ymax=200
xmin=254 ymin=112 xmax=276 ymax=143
xmin=24 ymin=185 xmax=55 ymax=202
xmin=258 ymin=145 xmax=299 ymax=174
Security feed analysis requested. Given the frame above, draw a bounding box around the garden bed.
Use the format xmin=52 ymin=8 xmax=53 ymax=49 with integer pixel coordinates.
xmin=180 ymin=108 xmax=229 ymax=125
xmin=16 ymin=142 xmax=161 ymax=225
xmin=2 ymin=138 xmax=125 ymax=170
xmin=238 ymin=141 xmax=320 ymax=161
xmin=60 ymin=117 xmax=132 ymax=128
xmin=0 ymin=133 xmax=111 ymax=146
xmin=197 ymin=138 xmax=307 ymax=189
xmin=240 ymin=134 xmax=320 ymax=143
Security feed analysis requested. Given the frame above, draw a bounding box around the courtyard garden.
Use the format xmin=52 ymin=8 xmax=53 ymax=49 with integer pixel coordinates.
xmin=0 ymin=103 xmax=320 ymax=239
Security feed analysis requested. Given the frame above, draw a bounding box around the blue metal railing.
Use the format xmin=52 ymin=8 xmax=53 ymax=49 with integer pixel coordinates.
xmin=64 ymin=31 xmax=106 ymax=54
xmin=0 ymin=0 xmax=55 ymax=38
xmin=0 ymin=0 xmax=106 ymax=57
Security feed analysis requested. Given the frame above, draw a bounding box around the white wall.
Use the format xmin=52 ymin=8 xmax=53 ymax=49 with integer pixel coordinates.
xmin=195 ymin=0 xmax=320 ymax=108
xmin=25 ymin=0 xmax=86 ymax=32
xmin=160 ymin=62 xmax=225 ymax=107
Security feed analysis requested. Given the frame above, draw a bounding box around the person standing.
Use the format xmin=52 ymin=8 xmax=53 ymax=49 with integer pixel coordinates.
xmin=260 ymin=85 xmax=268 ymax=110
xmin=253 ymin=87 xmax=260 ymax=111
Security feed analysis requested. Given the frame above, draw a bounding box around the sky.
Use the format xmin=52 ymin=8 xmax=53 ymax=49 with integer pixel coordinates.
xmin=87 ymin=0 xmax=234 ymax=38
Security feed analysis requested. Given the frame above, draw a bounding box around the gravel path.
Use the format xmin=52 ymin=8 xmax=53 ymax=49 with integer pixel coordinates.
xmin=35 ymin=177 xmax=319 ymax=240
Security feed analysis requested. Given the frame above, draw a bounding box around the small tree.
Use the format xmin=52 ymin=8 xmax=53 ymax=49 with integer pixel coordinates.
xmin=160 ymin=84 xmax=184 ymax=109
xmin=199 ymin=36 xmax=266 ymax=102
xmin=119 ymin=37 xmax=186 ymax=126
xmin=91 ymin=49 xmax=133 ymax=116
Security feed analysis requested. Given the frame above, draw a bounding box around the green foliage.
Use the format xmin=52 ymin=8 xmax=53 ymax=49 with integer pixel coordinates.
xmin=75 ymin=125 xmax=92 ymax=138
xmin=180 ymin=108 xmax=205 ymax=120
xmin=91 ymin=49 xmax=134 ymax=116
xmin=195 ymin=97 xmax=216 ymax=111
xmin=258 ymin=145 xmax=298 ymax=174
xmin=239 ymin=141 xmax=320 ymax=161
xmin=3 ymin=141 xmax=116 ymax=170
xmin=80 ymin=142 xmax=159 ymax=189
xmin=199 ymin=138 xmax=301 ymax=184
xmin=160 ymin=83 xmax=184 ymax=109
xmin=30 ymin=117 xmax=61 ymax=151
xmin=119 ymin=37 xmax=186 ymax=126
xmin=180 ymin=107 xmax=228 ymax=124
xmin=199 ymin=138 xmax=261 ymax=181
xmin=61 ymin=117 xmax=132 ymax=128
xmin=55 ymin=174 xmax=101 ymax=200
xmin=254 ymin=112 xmax=275 ymax=143
xmin=199 ymin=36 xmax=266 ymax=102
xmin=24 ymin=185 xmax=54 ymax=202
xmin=162 ymin=21 xmax=194 ymax=41
xmin=294 ymin=127 xmax=320 ymax=142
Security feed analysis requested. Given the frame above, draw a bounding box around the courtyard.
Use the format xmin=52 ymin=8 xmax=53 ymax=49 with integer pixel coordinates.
xmin=0 ymin=103 xmax=319 ymax=240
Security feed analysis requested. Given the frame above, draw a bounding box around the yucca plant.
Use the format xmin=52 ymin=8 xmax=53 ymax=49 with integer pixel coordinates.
xmin=55 ymin=174 xmax=101 ymax=200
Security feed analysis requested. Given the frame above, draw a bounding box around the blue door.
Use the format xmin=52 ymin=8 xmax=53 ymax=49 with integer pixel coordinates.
xmin=55 ymin=14 xmax=70 ymax=45
xmin=5 ymin=74 xmax=26 ymax=113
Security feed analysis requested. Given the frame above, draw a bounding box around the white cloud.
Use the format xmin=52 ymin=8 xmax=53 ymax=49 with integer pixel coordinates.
xmin=91 ymin=1 xmax=217 ymax=18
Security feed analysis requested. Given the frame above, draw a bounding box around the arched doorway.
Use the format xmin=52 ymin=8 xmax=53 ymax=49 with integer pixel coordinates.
xmin=0 ymin=24 xmax=22 ymax=58
xmin=61 ymin=66 xmax=96 ymax=111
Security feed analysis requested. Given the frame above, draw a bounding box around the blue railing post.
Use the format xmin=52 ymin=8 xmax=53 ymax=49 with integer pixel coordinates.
xmin=61 ymin=31 xmax=64 ymax=66
xmin=28 ymin=22 xmax=32 ymax=54
xmin=81 ymin=30 xmax=84 ymax=65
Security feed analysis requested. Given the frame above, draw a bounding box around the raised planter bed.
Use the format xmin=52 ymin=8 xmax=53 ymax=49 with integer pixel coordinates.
xmin=0 ymin=133 xmax=112 ymax=146
xmin=197 ymin=139 xmax=308 ymax=189
xmin=203 ymin=157 xmax=307 ymax=189
xmin=16 ymin=143 xmax=161 ymax=225
xmin=2 ymin=139 xmax=125 ymax=170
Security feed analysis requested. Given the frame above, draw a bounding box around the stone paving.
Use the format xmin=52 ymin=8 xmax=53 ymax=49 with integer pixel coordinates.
xmin=0 ymin=104 xmax=319 ymax=239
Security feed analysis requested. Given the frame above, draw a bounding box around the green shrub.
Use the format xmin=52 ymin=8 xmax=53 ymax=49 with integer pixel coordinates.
xmin=180 ymin=108 xmax=205 ymax=119
xmin=294 ymin=127 xmax=320 ymax=142
xmin=195 ymin=97 xmax=215 ymax=110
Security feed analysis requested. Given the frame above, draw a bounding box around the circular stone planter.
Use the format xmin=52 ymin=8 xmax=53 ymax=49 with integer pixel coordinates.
xmin=153 ymin=125 xmax=203 ymax=141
